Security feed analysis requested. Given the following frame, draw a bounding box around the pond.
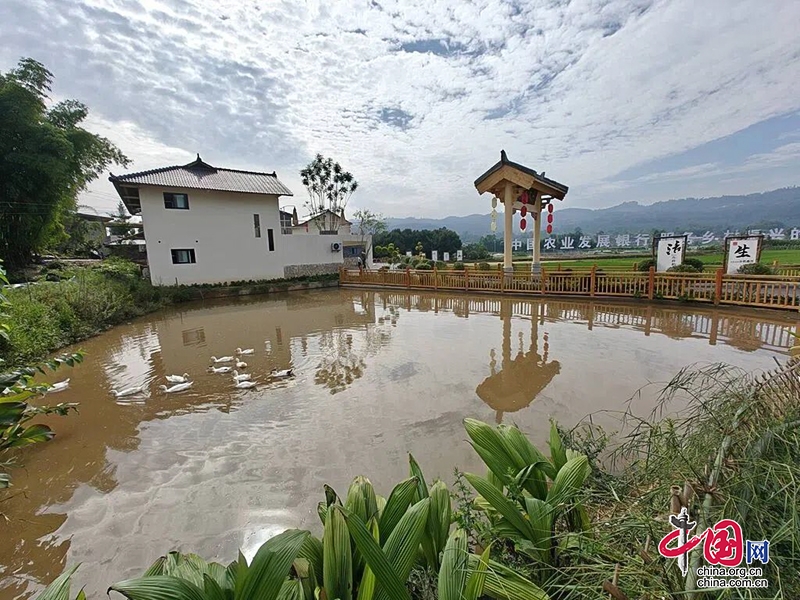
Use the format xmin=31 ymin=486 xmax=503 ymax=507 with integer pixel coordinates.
xmin=1 ymin=289 xmax=794 ymax=600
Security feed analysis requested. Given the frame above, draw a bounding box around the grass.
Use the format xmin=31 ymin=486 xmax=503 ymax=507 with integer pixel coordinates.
xmin=0 ymin=260 xmax=340 ymax=367
xmin=458 ymin=248 xmax=800 ymax=271
xmin=551 ymin=363 xmax=800 ymax=599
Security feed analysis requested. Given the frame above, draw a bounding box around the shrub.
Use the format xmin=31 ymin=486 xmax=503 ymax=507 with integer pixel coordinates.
xmin=737 ymin=262 xmax=774 ymax=275
xmin=416 ymin=262 xmax=433 ymax=270
xmin=636 ymin=258 xmax=655 ymax=272
xmin=477 ymin=262 xmax=491 ymax=271
xmin=683 ymin=257 xmax=704 ymax=271
xmin=453 ymin=262 xmax=465 ymax=271
xmin=435 ymin=261 xmax=447 ymax=270
xmin=667 ymin=264 xmax=700 ymax=273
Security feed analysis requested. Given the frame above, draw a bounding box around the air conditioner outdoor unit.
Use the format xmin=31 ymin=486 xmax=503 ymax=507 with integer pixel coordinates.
xmin=331 ymin=242 xmax=341 ymax=252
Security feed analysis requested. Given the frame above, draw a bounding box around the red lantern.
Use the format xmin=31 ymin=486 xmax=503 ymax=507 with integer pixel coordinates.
xmin=547 ymin=213 xmax=553 ymax=224
xmin=547 ymin=203 xmax=554 ymax=213
xmin=546 ymin=224 xmax=553 ymax=234
xmin=520 ymin=218 xmax=527 ymax=231
xmin=521 ymin=191 xmax=528 ymax=204
xmin=521 ymin=205 xmax=527 ymax=217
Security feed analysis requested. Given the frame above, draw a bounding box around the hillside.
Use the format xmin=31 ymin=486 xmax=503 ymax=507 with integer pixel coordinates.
xmin=384 ymin=187 xmax=800 ymax=240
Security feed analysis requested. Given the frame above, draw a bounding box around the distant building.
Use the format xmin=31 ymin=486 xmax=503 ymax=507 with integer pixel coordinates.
xmin=109 ymin=155 xmax=371 ymax=285
xmin=75 ymin=212 xmax=113 ymax=251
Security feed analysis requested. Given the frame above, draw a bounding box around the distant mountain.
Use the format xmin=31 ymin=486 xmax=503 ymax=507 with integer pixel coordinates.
xmin=385 ymin=187 xmax=800 ymax=241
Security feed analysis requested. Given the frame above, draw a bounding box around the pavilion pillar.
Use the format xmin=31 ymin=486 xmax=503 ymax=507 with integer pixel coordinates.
xmin=503 ymin=181 xmax=514 ymax=278
xmin=531 ymin=192 xmax=542 ymax=274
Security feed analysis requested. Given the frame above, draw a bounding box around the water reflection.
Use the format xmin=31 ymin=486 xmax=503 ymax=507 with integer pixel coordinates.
xmin=476 ymin=300 xmax=561 ymax=423
xmin=0 ymin=289 xmax=794 ymax=600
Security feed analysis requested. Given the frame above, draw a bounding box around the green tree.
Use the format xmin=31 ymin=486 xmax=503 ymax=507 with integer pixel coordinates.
xmin=463 ymin=243 xmax=490 ymax=260
xmin=300 ymin=154 xmax=358 ymax=233
xmin=48 ymin=205 xmax=105 ymax=257
xmin=108 ymin=201 xmax=133 ymax=238
xmin=352 ymin=208 xmax=386 ymax=260
xmin=0 ymin=58 xmax=129 ymax=271
xmin=478 ymin=234 xmax=502 ymax=253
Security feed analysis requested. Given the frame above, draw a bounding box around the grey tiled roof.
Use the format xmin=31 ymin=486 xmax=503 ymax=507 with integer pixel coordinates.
xmin=109 ymin=156 xmax=293 ymax=196
xmin=474 ymin=149 xmax=568 ymax=197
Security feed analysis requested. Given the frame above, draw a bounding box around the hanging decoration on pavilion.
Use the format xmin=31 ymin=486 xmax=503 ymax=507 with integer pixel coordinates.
xmin=546 ymin=201 xmax=554 ymax=235
xmin=518 ymin=191 xmax=528 ymax=232
xmin=490 ymin=199 xmax=498 ymax=232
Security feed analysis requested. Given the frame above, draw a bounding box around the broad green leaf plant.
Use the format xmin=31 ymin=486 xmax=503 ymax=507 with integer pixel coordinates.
xmin=0 ymin=261 xmax=82 ymax=487
xmin=463 ymin=418 xmax=591 ymax=583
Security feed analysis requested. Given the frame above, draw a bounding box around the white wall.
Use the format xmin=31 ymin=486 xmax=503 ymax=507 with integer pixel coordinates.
xmin=138 ymin=187 xmax=363 ymax=285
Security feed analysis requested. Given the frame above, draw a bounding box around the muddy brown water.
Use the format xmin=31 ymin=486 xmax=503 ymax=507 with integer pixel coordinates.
xmin=1 ymin=289 xmax=795 ymax=599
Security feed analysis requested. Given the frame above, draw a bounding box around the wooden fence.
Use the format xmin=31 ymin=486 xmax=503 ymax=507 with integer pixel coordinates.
xmin=341 ymin=266 xmax=800 ymax=311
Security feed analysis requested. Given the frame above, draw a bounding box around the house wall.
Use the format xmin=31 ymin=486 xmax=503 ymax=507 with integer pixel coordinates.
xmin=138 ymin=187 xmax=370 ymax=285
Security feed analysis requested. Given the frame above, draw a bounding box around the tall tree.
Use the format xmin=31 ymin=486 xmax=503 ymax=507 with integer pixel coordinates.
xmin=0 ymin=58 xmax=129 ymax=270
xmin=108 ymin=201 xmax=133 ymax=238
xmin=351 ymin=208 xmax=385 ymax=260
xmin=300 ymin=154 xmax=358 ymax=233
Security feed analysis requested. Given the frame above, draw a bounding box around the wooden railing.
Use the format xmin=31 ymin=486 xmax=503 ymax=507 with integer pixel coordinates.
xmin=341 ymin=266 xmax=800 ymax=311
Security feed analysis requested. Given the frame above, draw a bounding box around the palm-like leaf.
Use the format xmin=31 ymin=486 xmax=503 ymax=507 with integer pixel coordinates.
xmin=109 ymin=576 xmax=207 ymax=600
xmin=342 ymin=510 xmax=411 ymax=600
xmin=467 ymin=556 xmax=550 ymax=600
xmin=464 ymin=474 xmax=535 ymax=542
xmin=36 ymin=565 xmax=80 ymax=600
xmin=323 ymin=506 xmax=352 ymax=600
xmin=545 ymin=455 xmax=590 ymax=509
xmin=438 ymin=529 xmax=468 ymax=600
xmin=377 ymin=476 xmax=418 ymax=544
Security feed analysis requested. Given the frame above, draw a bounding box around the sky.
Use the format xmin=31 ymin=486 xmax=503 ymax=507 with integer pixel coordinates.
xmin=2 ymin=0 xmax=800 ymax=218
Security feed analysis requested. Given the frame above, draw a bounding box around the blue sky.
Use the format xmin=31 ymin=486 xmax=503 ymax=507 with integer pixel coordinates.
xmin=2 ymin=0 xmax=799 ymax=217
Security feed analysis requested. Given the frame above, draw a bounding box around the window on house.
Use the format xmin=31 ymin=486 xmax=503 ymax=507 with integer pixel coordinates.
xmin=164 ymin=193 xmax=190 ymax=209
xmin=343 ymin=245 xmax=364 ymax=257
xmin=254 ymin=214 xmax=261 ymax=238
xmin=280 ymin=212 xmax=293 ymax=234
xmin=267 ymin=229 xmax=275 ymax=252
xmin=171 ymin=249 xmax=196 ymax=264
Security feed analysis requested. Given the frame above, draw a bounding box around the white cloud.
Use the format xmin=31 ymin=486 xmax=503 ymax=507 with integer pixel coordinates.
xmin=2 ymin=0 xmax=800 ymax=217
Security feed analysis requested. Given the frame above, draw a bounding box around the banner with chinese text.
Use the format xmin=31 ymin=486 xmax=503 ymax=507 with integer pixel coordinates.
xmin=656 ymin=236 xmax=687 ymax=272
xmin=725 ymin=236 xmax=762 ymax=274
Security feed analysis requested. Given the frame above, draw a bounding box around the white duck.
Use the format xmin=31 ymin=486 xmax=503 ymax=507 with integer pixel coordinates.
xmin=48 ymin=379 xmax=71 ymax=393
xmin=234 ymin=380 xmax=257 ymax=389
xmin=211 ymin=356 xmax=234 ymax=363
xmin=112 ymin=385 xmax=143 ymax=398
xmin=233 ymin=370 xmax=251 ymax=382
xmin=270 ymin=369 xmax=294 ymax=378
xmin=166 ymin=373 xmax=190 ymax=384
xmin=236 ymin=348 xmax=255 ymax=355
xmin=235 ymin=359 xmax=248 ymax=369
xmin=209 ymin=365 xmax=232 ymax=374
xmin=160 ymin=381 xmax=193 ymax=393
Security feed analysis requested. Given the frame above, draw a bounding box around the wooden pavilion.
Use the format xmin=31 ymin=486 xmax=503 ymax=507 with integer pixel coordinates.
xmin=474 ymin=150 xmax=569 ymax=275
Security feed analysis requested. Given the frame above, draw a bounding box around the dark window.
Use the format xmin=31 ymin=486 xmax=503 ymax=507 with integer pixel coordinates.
xmin=343 ymin=245 xmax=364 ymax=257
xmin=267 ymin=228 xmax=275 ymax=252
xmin=254 ymin=214 xmax=261 ymax=238
xmin=164 ymin=193 xmax=190 ymax=209
xmin=171 ymin=249 xmax=196 ymax=264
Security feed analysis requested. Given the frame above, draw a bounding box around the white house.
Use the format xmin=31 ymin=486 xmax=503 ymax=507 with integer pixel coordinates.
xmin=110 ymin=155 xmax=370 ymax=286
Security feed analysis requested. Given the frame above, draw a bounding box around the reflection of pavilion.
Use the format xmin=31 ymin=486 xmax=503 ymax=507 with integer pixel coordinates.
xmin=475 ymin=299 xmax=561 ymax=423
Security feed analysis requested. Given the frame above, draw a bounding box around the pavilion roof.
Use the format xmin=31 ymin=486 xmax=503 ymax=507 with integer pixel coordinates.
xmin=474 ymin=150 xmax=569 ymax=200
